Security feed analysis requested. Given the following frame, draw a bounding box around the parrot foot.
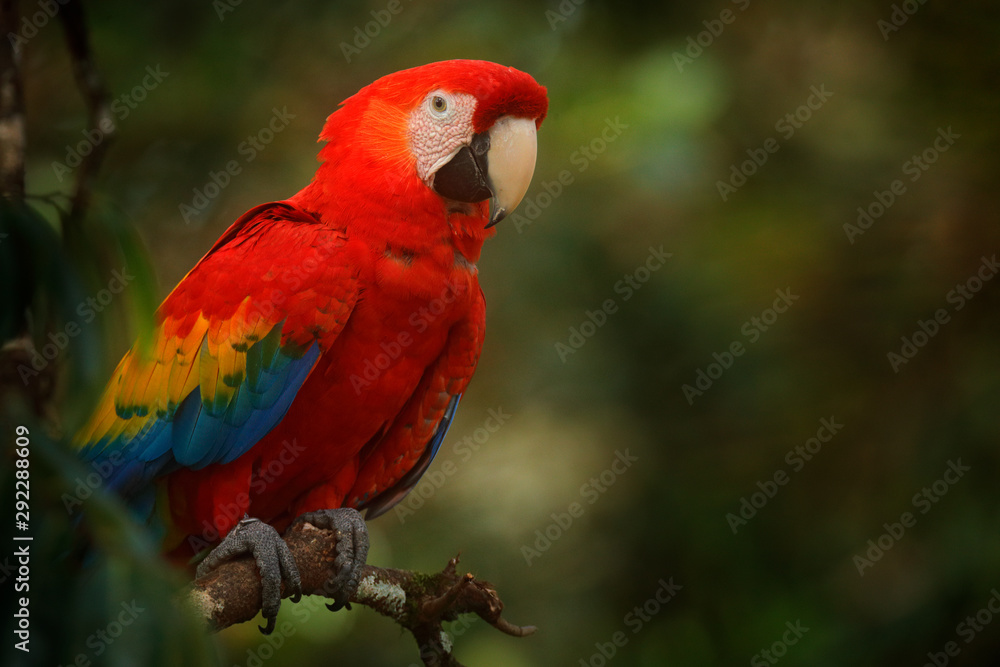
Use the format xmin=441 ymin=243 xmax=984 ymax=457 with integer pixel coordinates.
xmin=294 ymin=508 xmax=369 ymax=612
xmin=196 ymin=515 xmax=302 ymax=635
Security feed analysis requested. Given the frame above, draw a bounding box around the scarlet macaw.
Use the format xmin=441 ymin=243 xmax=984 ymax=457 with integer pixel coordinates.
xmin=74 ymin=60 xmax=548 ymax=632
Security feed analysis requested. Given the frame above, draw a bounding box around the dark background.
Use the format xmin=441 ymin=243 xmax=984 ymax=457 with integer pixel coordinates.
xmin=2 ymin=0 xmax=1000 ymax=665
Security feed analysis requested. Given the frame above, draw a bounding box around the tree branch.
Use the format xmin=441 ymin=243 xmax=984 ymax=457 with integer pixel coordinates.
xmin=58 ymin=0 xmax=114 ymax=227
xmin=185 ymin=521 xmax=535 ymax=667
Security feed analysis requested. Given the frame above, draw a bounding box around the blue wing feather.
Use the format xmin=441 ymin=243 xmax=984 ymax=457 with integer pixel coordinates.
xmin=83 ymin=338 xmax=321 ymax=504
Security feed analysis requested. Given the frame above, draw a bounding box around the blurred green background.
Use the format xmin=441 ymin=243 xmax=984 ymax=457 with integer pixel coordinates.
xmin=3 ymin=0 xmax=1000 ymax=665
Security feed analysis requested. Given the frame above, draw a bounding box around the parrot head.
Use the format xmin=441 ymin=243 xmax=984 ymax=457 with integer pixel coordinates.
xmin=300 ymin=60 xmax=548 ymax=240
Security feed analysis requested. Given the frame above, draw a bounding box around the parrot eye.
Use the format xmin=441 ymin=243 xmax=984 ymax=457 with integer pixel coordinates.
xmin=427 ymin=92 xmax=452 ymax=120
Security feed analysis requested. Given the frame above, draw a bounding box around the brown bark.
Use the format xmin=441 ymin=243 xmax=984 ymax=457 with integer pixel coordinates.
xmin=185 ymin=521 xmax=535 ymax=667
xmin=58 ymin=0 xmax=115 ymax=227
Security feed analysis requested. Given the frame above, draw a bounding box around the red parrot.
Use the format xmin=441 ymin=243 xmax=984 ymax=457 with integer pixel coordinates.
xmin=74 ymin=59 xmax=548 ymax=631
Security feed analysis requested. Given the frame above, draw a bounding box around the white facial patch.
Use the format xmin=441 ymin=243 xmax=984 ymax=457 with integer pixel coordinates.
xmin=409 ymin=90 xmax=479 ymax=184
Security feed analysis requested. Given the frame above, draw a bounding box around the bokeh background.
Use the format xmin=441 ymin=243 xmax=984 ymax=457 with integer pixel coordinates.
xmin=3 ymin=0 xmax=1000 ymax=665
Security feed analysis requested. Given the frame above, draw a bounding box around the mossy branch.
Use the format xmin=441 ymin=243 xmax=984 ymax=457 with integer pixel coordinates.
xmin=185 ymin=521 xmax=535 ymax=667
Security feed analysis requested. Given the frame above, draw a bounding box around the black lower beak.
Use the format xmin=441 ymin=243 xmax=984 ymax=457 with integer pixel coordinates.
xmin=432 ymin=132 xmax=494 ymax=210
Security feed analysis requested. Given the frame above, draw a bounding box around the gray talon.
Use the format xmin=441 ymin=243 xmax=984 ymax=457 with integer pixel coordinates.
xmin=294 ymin=508 xmax=369 ymax=612
xmin=196 ymin=515 xmax=302 ymax=635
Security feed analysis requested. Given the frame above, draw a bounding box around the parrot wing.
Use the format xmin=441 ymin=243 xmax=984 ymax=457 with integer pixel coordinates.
xmin=74 ymin=202 xmax=360 ymax=503
xmin=349 ymin=291 xmax=486 ymax=518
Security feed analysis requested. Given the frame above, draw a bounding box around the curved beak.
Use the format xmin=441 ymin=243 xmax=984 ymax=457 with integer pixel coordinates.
xmin=482 ymin=116 xmax=538 ymax=227
xmin=432 ymin=116 xmax=538 ymax=228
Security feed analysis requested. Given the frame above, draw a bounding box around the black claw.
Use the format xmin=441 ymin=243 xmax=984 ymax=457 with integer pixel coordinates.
xmin=294 ymin=508 xmax=369 ymax=612
xmin=196 ymin=515 xmax=301 ymax=636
